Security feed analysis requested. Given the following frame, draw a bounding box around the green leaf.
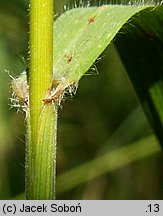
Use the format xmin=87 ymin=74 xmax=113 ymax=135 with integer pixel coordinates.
xmin=53 ymin=5 xmax=148 ymax=91
xmin=54 ymin=4 xmax=163 ymax=146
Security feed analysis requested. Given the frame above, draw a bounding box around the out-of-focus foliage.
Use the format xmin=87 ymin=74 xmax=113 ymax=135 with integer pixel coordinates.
xmin=0 ymin=0 xmax=163 ymax=200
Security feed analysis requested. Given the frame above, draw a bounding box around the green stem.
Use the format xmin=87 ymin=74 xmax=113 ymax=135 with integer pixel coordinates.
xmin=26 ymin=0 xmax=56 ymax=199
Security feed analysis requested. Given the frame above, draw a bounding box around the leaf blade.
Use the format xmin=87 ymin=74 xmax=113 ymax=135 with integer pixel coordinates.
xmin=54 ymin=5 xmax=149 ymax=87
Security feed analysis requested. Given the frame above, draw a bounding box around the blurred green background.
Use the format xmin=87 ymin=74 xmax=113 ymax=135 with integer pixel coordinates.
xmin=0 ymin=0 xmax=163 ymax=200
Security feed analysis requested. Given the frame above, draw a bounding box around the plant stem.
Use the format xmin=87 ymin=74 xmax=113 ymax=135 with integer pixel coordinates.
xmin=26 ymin=0 xmax=56 ymax=199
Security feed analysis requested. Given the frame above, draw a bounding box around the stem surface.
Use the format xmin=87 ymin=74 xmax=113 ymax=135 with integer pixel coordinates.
xmin=26 ymin=0 xmax=56 ymax=199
